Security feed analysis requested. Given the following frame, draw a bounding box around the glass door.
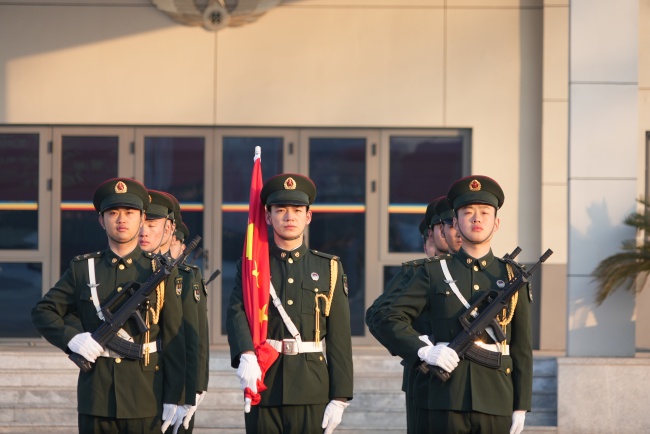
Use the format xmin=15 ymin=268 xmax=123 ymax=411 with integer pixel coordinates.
xmin=215 ymin=128 xmax=298 ymax=342
xmin=51 ymin=128 xmax=134 ymax=279
xmin=301 ymin=130 xmax=378 ymax=340
xmin=0 ymin=128 xmax=52 ymax=338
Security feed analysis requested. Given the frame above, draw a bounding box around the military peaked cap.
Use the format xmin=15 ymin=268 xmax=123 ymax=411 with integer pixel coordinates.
xmin=93 ymin=178 xmax=149 ymax=213
xmin=447 ymin=175 xmax=505 ymax=210
xmin=176 ymin=221 xmax=190 ymax=242
xmin=418 ymin=217 xmax=429 ymax=237
xmin=434 ymin=194 xmax=455 ymax=223
xmin=261 ymin=173 xmax=317 ymax=206
xmin=427 ymin=196 xmax=448 ymax=227
xmin=146 ymin=190 xmax=175 ymax=220
xmin=164 ymin=192 xmax=182 ymax=224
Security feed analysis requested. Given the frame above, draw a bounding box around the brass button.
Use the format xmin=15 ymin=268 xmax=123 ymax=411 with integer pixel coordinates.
xmin=287 ymin=300 xmax=294 ymax=305
xmin=295 ymin=252 xmax=300 ymax=257
xmin=473 ymin=266 xmax=479 ymax=271
xmin=481 ymin=260 xmax=487 ymax=266
xmin=288 ymin=258 xmax=294 ymax=264
xmin=112 ymin=258 xmax=117 ymax=264
xmin=155 ymin=365 xmax=160 ymax=371
xmin=115 ymin=358 xmax=122 ymax=364
xmin=89 ymin=296 xmax=93 ymax=301
xmin=466 ymin=258 xmax=472 ymax=264
xmin=117 ymin=287 xmax=122 ymax=292
xmin=445 ymin=291 xmax=450 ymax=296
xmin=314 ymin=288 xmax=319 ymax=292
xmin=118 ymin=264 xmax=125 ymax=270
xmin=506 ymin=367 xmax=511 ymax=374
xmin=127 ymin=258 xmax=133 ymax=265
xmin=319 ymin=355 xmax=323 ymax=361
xmin=281 ymin=252 xmax=286 ymax=258
xmin=473 ymin=285 xmax=479 ymax=290
xmin=288 ymin=278 xmax=294 ymax=284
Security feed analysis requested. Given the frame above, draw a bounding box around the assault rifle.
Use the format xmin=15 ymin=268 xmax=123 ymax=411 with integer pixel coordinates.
xmin=418 ymin=248 xmax=553 ymax=382
xmin=69 ymin=236 xmax=201 ymax=372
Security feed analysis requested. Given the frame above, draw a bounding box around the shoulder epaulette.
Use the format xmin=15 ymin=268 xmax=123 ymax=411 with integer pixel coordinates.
xmin=178 ymin=264 xmax=193 ymax=273
xmin=181 ymin=261 xmax=199 ymax=270
xmin=310 ymin=250 xmax=339 ymax=261
xmin=72 ymin=251 xmax=103 ymax=262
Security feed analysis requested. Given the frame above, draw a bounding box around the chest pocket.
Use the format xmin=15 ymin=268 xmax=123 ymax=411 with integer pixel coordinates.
xmin=76 ymin=288 xmax=105 ymax=331
xmin=431 ymin=285 xmax=466 ymax=319
xmin=301 ymin=281 xmax=330 ymax=315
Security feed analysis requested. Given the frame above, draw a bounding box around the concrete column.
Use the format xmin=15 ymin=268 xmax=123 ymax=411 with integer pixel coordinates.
xmin=540 ymin=0 xmax=569 ymax=352
xmin=567 ymin=0 xmax=638 ymax=356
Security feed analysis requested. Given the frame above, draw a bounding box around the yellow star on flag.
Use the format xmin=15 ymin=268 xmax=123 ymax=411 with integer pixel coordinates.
xmin=259 ymin=303 xmax=268 ymax=326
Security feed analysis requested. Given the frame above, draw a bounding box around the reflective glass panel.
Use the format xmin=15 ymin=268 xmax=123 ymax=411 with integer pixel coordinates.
xmin=389 ymin=135 xmax=463 ymax=252
xmin=309 ymin=138 xmax=366 ymax=336
xmin=60 ymin=136 xmax=118 ymax=275
xmin=221 ymin=137 xmax=283 ymax=334
xmin=0 ymin=134 xmax=39 ymax=249
xmin=0 ymin=262 xmax=42 ymax=337
xmin=145 ymin=136 xmax=205 ymax=270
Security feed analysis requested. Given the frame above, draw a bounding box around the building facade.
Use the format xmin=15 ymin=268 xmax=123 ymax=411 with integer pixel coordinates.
xmin=0 ymin=0 xmax=648 ymax=356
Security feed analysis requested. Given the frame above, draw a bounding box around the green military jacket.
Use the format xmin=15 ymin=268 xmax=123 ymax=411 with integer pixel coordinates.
xmin=31 ymin=246 xmax=186 ymax=418
xmin=176 ymin=261 xmax=202 ymax=405
xmin=376 ymin=248 xmax=533 ymax=416
xmin=193 ymin=267 xmax=210 ymax=393
xmin=227 ymin=242 xmax=354 ymax=406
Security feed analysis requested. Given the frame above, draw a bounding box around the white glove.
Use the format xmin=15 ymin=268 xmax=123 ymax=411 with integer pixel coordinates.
xmin=321 ymin=400 xmax=350 ymax=434
xmin=236 ymin=353 xmax=261 ymax=413
xmin=509 ymin=410 xmax=526 ymax=434
xmin=67 ymin=332 xmax=103 ymax=363
xmin=171 ymin=405 xmax=189 ymax=434
xmin=182 ymin=392 xmax=206 ymax=429
xmin=417 ymin=343 xmax=460 ymax=373
xmin=161 ymin=403 xmax=177 ymax=432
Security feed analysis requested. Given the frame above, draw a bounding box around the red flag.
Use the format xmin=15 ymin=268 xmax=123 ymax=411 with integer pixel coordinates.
xmin=241 ymin=146 xmax=279 ymax=407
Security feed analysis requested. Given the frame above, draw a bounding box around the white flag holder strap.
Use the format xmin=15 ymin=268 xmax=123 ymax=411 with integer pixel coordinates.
xmin=269 ymin=281 xmax=303 ymax=344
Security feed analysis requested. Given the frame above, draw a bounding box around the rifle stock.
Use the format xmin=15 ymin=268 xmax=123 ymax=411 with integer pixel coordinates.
xmin=69 ymin=236 xmax=201 ymax=372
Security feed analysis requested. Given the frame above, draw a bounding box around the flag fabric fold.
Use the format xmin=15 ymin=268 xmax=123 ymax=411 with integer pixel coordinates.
xmin=241 ymin=147 xmax=279 ymax=406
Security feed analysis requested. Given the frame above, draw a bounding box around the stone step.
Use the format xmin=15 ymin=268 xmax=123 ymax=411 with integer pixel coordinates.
xmin=0 ymin=348 xmax=558 ymax=431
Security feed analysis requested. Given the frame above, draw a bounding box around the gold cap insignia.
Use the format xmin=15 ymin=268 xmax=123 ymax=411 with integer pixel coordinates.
xmin=115 ymin=180 xmax=127 ymax=194
xmin=469 ymin=179 xmax=481 ymax=191
xmin=283 ymin=177 xmax=297 ymax=190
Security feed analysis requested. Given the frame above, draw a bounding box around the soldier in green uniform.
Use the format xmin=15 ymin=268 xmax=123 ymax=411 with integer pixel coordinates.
xmin=439 ymin=195 xmax=463 ymax=255
xmin=163 ymin=193 xmax=210 ymax=434
xmin=171 ymin=220 xmax=210 ymax=407
xmin=366 ymin=196 xmax=452 ymax=434
xmin=138 ymin=190 xmax=203 ymax=434
xmin=226 ymin=173 xmax=354 ymax=434
xmin=31 ymin=178 xmax=186 ymax=434
xmin=375 ymin=175 xmax=532 ymax=434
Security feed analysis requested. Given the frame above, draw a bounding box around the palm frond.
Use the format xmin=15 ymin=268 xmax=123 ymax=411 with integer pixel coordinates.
xmin=592 ymin=197 xmax=650 ymax=305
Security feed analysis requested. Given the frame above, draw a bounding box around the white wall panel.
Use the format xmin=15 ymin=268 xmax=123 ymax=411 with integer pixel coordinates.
xmin=570 ymin=0 xmax=638 ymax=83
xmin=215 ymin=7 xmax=444 ymax=126
xmin=569 ymin=84 xmax=638 ymax=179
xmin=568 ymin=179 xmax=636 ymax=276
xmin=0 ymin=5 xmax=215 ymax=124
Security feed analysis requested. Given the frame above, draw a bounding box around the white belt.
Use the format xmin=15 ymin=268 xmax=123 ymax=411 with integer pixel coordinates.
xmin=437 ymin=341 xmax=510 ymax=356
xmin=99 ymin=341 xmax=159 ymax=359
xmin=267 ymin=339 xmax=323 ymax=355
